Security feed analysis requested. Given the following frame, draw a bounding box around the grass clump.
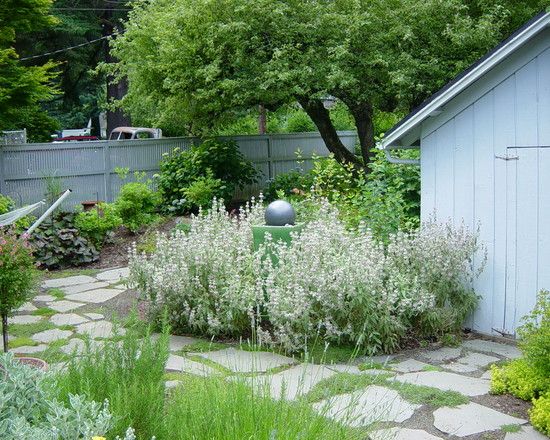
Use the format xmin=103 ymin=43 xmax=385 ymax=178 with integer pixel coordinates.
xmin=390 ymin=381 xmax=468 ymax=407
xmin=32 ymin=307 xmax=56 ymax=317
xmin=9 ymin=320 xmax=54 ymax=338
xmin=44 ymin=268 xmax=100 ymax=279
xmin=47 ymin=288 xmax=65 ymax=299
xmin=500 ymin=424 xmax=521 ymax=433
xmin=8 ymin=336 xmax=37 ymax=349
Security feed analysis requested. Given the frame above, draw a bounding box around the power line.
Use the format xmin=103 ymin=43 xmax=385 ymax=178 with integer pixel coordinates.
xmin=20 ymin=35 xmax=116 ymax=61
xmin=52 ymin=8 xmax=131 ymax=11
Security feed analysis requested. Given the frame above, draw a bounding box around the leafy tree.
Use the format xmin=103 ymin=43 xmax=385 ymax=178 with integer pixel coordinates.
xmin=110 ymin=0 xmax=547 ymax=168
xmin=0 ymin=0 xmax=59 ymax=141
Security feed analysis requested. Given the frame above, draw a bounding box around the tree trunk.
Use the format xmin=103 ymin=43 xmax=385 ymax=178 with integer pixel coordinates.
xmin=2 ymin=313 xmax=8 ymax=353
xmin=347 ymin=102 xmax=375 ymax=166
xmin=298 ymin=98 xmax=364 ymax=169
xmin=258 ymin=105 xmax=267 ymax=134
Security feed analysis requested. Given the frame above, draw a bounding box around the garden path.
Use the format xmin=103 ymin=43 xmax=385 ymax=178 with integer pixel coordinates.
xmin=7 ymin=268 xmax=547 ymax=440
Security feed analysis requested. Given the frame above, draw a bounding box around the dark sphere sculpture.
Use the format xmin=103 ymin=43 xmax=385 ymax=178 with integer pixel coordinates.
xmin=265 ymin=200 xmax=296 ymax=226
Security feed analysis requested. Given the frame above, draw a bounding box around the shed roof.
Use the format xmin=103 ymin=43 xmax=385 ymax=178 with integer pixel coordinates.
xmin=380 ymin=11 xmax=550 ymax=149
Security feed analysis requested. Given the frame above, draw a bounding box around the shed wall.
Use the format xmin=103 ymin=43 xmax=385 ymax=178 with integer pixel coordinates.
xmin=420 ymin=31 xmax=550 ymax=335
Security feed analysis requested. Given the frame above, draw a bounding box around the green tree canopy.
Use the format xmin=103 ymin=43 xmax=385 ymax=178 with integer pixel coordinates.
xmin=111 ymin=0 xmax=548 ymax=168
xmin=0 ymin=0 xmax=59 ymax=141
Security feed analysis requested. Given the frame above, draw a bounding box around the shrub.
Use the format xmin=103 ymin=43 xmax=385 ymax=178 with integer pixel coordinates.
xmin=74 ymin=203 xmax=122 ymax=248
xmin=490 ymin=359 xmax=550 ymax=401
xmin=531 ymin=392 xmax=550 ymax=436
xmin=0 ymin=353 xmax=113 ymax=439
xmin=182 ymin=172 xmax=228 ymax=212
xmin=157 ymin=139 xmax=259 ymax=213
xmin=264 ymin=169 xmax=314 ymax=202
xmin=0 ymin=229 xmax=37 ymax=351
xmin=29 ymin=212 xmax=99 ymax=269
xmin=115 ymin=182 xmax=161 ymax=232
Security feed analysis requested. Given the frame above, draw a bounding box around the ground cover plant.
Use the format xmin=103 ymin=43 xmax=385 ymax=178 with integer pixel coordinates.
xmin=491 ymin=289 xmax=550 ymax=435
xmin=130 ymin=196 xmax=482 ymax=355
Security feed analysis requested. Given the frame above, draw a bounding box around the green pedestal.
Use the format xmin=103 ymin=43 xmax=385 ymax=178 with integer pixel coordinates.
xmin=252 ymin=225 xmax=302 ymax=265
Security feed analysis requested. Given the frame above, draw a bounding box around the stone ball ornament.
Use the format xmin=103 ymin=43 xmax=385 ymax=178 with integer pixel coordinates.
xmin=265 ymin=200 xmax=296 ymax=226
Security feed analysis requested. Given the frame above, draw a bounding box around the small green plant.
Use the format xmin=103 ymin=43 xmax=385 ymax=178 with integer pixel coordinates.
xmin=531 ymin=392 xmax=550 ymax=435
xmin=115 ymin=182 xmax=161 ymax=232
xmin=32 ymin=307 xmax=57 ymax=317
xmin=74 ymin=202 xmax=122 ymax=248
xmin=500 ymin=424 xmax=521 ymax=433
xmin=182 ymin=172 xmax=228 ymax=211
xmin=47 ymin=288 xmax=65 ymax=300
xmin=0 ymin=229 xmax=37 ymax=352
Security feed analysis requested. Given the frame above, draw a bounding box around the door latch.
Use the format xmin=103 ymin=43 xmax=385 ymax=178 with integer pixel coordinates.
xmin=495 ymin=154 xmax=519 ymax=161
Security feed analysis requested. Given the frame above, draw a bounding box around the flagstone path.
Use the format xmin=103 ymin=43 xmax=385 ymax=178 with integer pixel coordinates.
xmin=5 ymin=267 xmax=547 ymax=440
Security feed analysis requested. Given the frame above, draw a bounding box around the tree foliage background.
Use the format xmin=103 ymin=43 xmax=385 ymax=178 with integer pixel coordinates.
xmin=110 ymin=0 xmax=549 ymax=168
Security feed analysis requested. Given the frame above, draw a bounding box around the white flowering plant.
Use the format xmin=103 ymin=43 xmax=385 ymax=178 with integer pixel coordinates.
xmin=130 ymin=196 xmax=483 ymax=354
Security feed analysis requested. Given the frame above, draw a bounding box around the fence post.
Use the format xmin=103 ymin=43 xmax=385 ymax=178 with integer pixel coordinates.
xmin=0 ymin=145 xmax=5 ymax=195
xmin=266 ymin=135 xmax=273 ymax=181
xmin=103 ymin=143 xmax=112 ymax=202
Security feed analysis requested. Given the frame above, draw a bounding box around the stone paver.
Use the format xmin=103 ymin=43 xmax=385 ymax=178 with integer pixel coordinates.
xmin=446 ymin=351 xmax=500 ymax=373
xmin=8 ymin=315 xmax=41 ymax=325
xmin=444 ymin=362 xmax=478 ymax=373
xmin=165 ymin=354 xmax=219 ymax=376
xmin=50 ymin=313 xmax=89 ymax=326
xmin=16 ymin=302 xmax=37 ymax=312
xmin=34 ymin=294 xmax=56 ymax=302
xmin=194 ymin=348 xmax=295 ymax=373
xmin=463 ymin=339 xmax=521 ymax=359
xmin=358 ymin=354 xmax=395 ymax=366
xmin=13 ymin=344 xmax=48 ymax=354
xmin=370 ymin=427 xmax=444 ymax=440
xmin=42 ymin=275 xmax=97 ymax=289
xmin=165 ymin=380 xmax=182 ymax=389
xmin=47 ymin=300 xmax=84 ymax=312
xmin=391 ymin=359 xmax=433 ymax=373
xmin=168 ymin=335 xmax=199 ymax=352
xmin=32 ymin=328 xmax=73 ymax=344
xmin=246 ymin=364 xmax=337 ymax=400
xmin=504 ymin=426 xmax=548 ymax=439
xmin=313 ymin=385 xmax=420 ymax=427
xmin=60 ymin=338 xmax=104 ymax=354
xmin=96 ymin=267 xmax=129 ymax=282
xmin=76 ymin=320 xmax=122 ymax=339
xmin=393 ymin=371 xmax=490 ymax=396
xmin=325 ymin=364 xmax=389 ymax=376
xmin=62 ymin=281 xmax=110 ymax=295
xmin=421 ymin=347 xmax=462 ymax=362
xmin=84 ymin=313 xmax=104 ymax=321
xmin=66 ymin=288 xmax=125 ymax=304
xmin=481 ymin=369 xmax=492 ymax=380
xmin=433 ymin=402 xmax=526 ymax=437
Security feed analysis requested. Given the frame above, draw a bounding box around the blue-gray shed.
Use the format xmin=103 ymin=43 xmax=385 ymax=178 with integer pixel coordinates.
xmin=381 ymin=11 xmax=550 ymax=337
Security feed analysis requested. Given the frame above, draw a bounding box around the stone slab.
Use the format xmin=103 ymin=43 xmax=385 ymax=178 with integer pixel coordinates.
xmin=357 ymin=354 xmax=396 ymax=366
xmin=47 ymin=300 xmax=84 ymax=312
xmin=481 ymin=370 xmax=492 ymax=380
xmin=84 ymin=313 xmax=104 ymax=321
xmin=313 ymin=385 xmax=420 ymax=427
xmin=34 ymin=294 xmax=56 ymax=302
xmin=326 ymin=364 xmax=390 ymax=376
xmin=444 ymin=362 xmax=478 ymax=373
xmin=462 ymin=339 xmax=521 ymax=359
xmin=457 ymin=352 xmax=500 ymax=368
xmin=16 ymin=302 xmax=37 ymax=312
xmin=60 ymin=338 xmax=104 ymax=354
xmin=50 ymin=313 xmax=89 ymax=326
xmin=245 ymin=364 xmax=336 ymax=400
xmin=165 ymin=380 xmax=182 ymax=390
xmin=168 ymin=335 xmax=200 ymax=352
xmin=165 ymin=354 xmax=219 ymax=377
xmin=8 ymin=315 xmax=41 ymax=325
xmin=433 ymin=402 xmax=526 ymax=437
xmin=32 ymin=329 xmax=73 ymax=344
xmin=76 ymin=320 xmax=122 ymax=339
xmin=42 ymin=275 xmax=97 ymax=289
xmin=370 ymin=428 xmax=444 ymax=440
xmin=66 ymin=288 xmax=124 ymax=304
xmin=194 ymin=348 xmax=295 ymax=373
xmin=504 ymin=426 xmax=548 ymax=439
xmin=393 ymin=371 xmax=490 ymax=396
xmin=62 ymin=282 xmax=110 ymax=295
xmin=96 ymin=267 xmax=130 ymax=282
xmin=13 ymin=344 xmax=48 ymax=354
xmin=391 ymin=359 xmax=433 ymax=373
xmin=421 ymin=347 xmax=462 ymax=362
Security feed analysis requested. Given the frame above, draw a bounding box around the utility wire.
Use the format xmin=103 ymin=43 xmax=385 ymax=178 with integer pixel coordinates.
xmin=20 ymin=34 xmax=115 ymax=61
xmin=52 ymin=8 xmax=131 ymax=11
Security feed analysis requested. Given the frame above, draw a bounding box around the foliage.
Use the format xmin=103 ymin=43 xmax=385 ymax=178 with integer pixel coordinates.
xmin=157 ymin=140 xmax=259 ymax=213
xmin=74 ymin=203 xmax=122 ymax=248
xmin=114 ymin=182 xmax=161 ymax=232
xmin=0 ymin=352 xmax=113 ymax=439
xmin=29 ymin=212 xmax=99 ymax=269
xmin=0 ymin=194 xmax=34 ymax=233
xmin=0 ymin=228 xmax=37 ymax=351
xmin=531 ymin=392 xmax=550 ymax=436
xmin=54 ymin=327 xmax=170 ymax=439
xmin=182 ymin=172 xmax=227 ymax=212
xmin=264 ymin=169 xmax=313 ymax=202
xmin=130 ymin=197 xmax=481 ymax=354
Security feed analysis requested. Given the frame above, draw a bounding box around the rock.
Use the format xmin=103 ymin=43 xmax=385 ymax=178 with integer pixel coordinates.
xmin=154 ymin=334 xmax=200 ymax=352
xmin=462 ymin=339 xmax=521 ymax=359
xmin=391 ymin=359 xmax=433 ymax=373
xmin=42 ymin=275 xmax=97 ymax=289
xmin=96 ymin=267 xmax=130 ymax=282
xmin=444 ymin=362 xmax=478 ymax=373
xmin=60 ymin=338 xmax=103 ymax=354
xmin=313 ymin=385 xmax=420 ymax=427
xmin=446 ymin=351 xmax=500 ymax=373
xmin=76 ymin=320 xmax=122 ymax=339
xmin=165 ymin=354 xmax=219 ymax=377
xmin=392 ymin=371 xmax=490 ymax=396
xmin=421 ymin=347 xmax=462 ymax=362
xmin=433 ymin=402 xmax=526 ymax=437
xmin=8 ymin=315 xmax=41 ymax=325
xmin=46 ymin=300 xmax=84 ymax=313
xmin=16 ymin=302 xmax=37 ymax=312
xmin=193 ymin=348 xmax=295 ymax=373
xmin=325 ymin=364 xmax=390 ymax=376
xmin=33 ymin=295 xmax=56 ymax=302
xmin=83 ymin=313 xmax=104 ymax=321
xmin=504 ymin=426 xmax=548 ymax=439
xmin=62 ymin=282 xmax=110 ymax=295
xmin=50 ymin=313 xmax=89 ymax=326
xmin=32 ymin=329 xmax=73 ymax=344
xmin=13 ymin=344 xmax=48 ymax=354
xmin=66 ymin=288 xmax=125 ymax=304
xmin=369 ymin=427 xmax=444 ymax=440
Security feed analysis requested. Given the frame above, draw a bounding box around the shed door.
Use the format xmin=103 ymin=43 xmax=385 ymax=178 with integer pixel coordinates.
xmin=505 ymin=146 xmax=550 ymax=334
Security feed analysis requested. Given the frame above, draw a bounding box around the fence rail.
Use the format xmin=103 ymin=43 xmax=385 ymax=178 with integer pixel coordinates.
xmin=0 ymin=131 xmax=357 ymax=209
